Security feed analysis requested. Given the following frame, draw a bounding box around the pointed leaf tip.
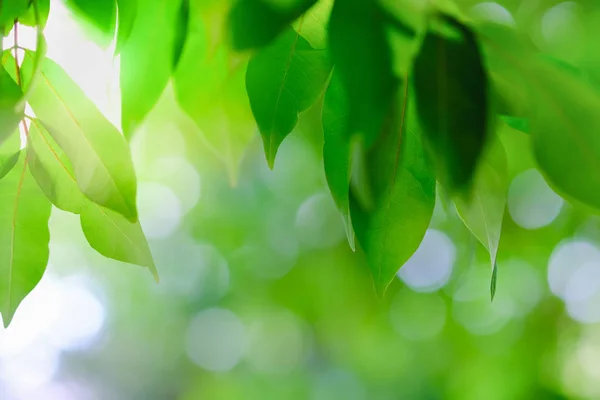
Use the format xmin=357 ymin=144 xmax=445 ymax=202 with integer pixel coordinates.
xmin=490 ymin=262 xmax=498 ymax=301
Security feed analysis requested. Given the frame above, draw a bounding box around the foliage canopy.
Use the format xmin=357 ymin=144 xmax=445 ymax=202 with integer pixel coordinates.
xmin=0 ymin=0 xmax=598 ymax=326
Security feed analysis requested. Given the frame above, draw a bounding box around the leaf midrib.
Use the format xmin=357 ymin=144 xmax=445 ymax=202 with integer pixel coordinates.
xmin=26 ymin=52 xmax=131 ymax=215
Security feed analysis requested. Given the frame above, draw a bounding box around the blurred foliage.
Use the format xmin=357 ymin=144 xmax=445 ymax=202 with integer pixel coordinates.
xmin=1 ymin=0 xmax=600 ymax=399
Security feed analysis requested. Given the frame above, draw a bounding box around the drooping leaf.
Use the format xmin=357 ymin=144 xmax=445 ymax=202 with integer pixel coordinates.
xmin=228 ymin=0 xmax=316 ymax=50
xmin=328 ymin=0 xmax=399 ymax=147
xmin=322 ymin=71 xmax=354 ymax=250
xmin=64 ymin=0 xmax=117 ymax=44
xmin=0 ymin=152 xmax=52 ymax=327
xmin=173 ymin=4 xmax=255 ymax=184
xmin=18 ymin=0 xmax=50 ymax=29
xmin=0 ymin=50 xmax=23 ymax=143
xmin=413 ymin=15 xmax=490 ymax=195
xmin=455 ymin=134 xmax=508 ymax=278
xmin=350 ymin=82 xmax=436 ymax=295
xmin=17 ymin=51 xmax=138 ymax=221
xmin=26 ymin=118 xmax=87 ymax=214
xmin=0 ymin=129 xmax=20 ymax=178
xmin=120 ymin=0 xmax=183 ymax=137
xmin=25 ymin=119 xmax=157 ymax=279
xmin=80 ymin=202 xmax=158 ymax=282
xmin=246 ymin=27 xmax=331 ymax=167
xmin=490 ymin=262 xmax=498 ymax=301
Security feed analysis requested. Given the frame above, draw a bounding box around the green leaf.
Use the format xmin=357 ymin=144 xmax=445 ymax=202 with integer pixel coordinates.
xmin=80 ymin=202 xmax=158 ymax=282
xmin=26 ymin=118 xmax=87 ymax=213
xmin=115 ymin=0 xmax=136 ymax=54
xmin=228 ymin=0 xmax=316 ymax=50
xmin=0 ymin=128 xmax=20 ymax=178
xmin=246 ymin=27 xmax=331 ymax=167
xmin=322 ymin=71 xmax=354 ymax=250
xmin=481 ymin=24 xmax=600 ymax=212
xmin=120 ymin=0 xmax=183 ymax=137
xmin=18 ymin=0 xmax=50 ymax=29
xmin=328 ymin=0 xmax=399 ymax=147
xmin=413 ymin=15 xmax=490 ymax=195
xmin=527 ymin=61 xmax=600 ymax=212
xmin=0 ymin=50 xmax=24 ymax=143
xmin=455 ymin=135 xmax=508 ymax=274
xmin=0 ymin=152 xmax=52 ymax=327
xmin=292 ymin=0 xmax=332 ymax=50
xmin=173 ymin=0 xmax=190 ymax=69
xmin=490 ymin=262 xmax=497 ymax=301
xmin=0 ymin=0 xmax=29 ymax=28
xmin=64 ymin=0 xmax=117 ymax=44
xmin=350 ymin=83 xmax=436 ymax=295
xmin=25 ymin=119 xmax=157 ymax=280
xmin=19 ymin=51 xmax=138 ymax=221
xmin=173 ymin=5 xmax=255 ymax=184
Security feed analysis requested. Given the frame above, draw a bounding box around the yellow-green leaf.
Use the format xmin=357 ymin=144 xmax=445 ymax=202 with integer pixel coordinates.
xmin=0 ymin=152 xmax=52 ymax=327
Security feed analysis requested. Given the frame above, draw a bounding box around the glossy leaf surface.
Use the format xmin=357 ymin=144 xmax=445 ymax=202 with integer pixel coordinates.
xmin=350 ymin=84 xmax=436 ymax=295
xmin=246 ymin=27 xmax=331 ymax=167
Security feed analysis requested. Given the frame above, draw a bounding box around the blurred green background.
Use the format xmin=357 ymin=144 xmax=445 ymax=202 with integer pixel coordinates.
xmin=2 ymin=0 xmax=600 ymax=399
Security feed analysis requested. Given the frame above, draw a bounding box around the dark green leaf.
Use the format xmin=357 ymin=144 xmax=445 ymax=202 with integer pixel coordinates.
xmin=173 ymin=0 xmax=190 ymax=69
xmin=80 ymin=202 xmax=158 ymax=282
xmin=455 ymin=135 xmax=508 ymax=273
xmin=490 ymin=262 xmax=497 ymax=301
xmin=19 ymin=51 xmax=139 ymax=221
xmin=26 ymin=118 xmax=87 ymax=213
xmin=229 ymin=0 xmax=316 ymax=50
xmin=322 ymin=71 xmax=354 ymax=250
xmin=246 ymin=27 xmax=331 ymax=167
xmin=0 ymin=152 xmax=52 ymax=327
xmin=328 ymin=0 xmax=399 ymax=147
xmin=120 ymin=0 xmax=183 ymax=137
xmin=413 ymin=15 xmax=490 ymax=194
xmin=350 ymin=83 xmax=436 ymax=295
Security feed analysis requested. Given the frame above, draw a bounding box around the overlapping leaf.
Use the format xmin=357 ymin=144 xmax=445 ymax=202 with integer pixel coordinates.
xmin=0 ymin=152 xmax=52 ymax=327
xmin=0 ymin=49 xmax=24 ymax=143
xmin=413 ymin=15 xmax=490 ymax=195
xmin=26 ymin=118 xmax=158 ymax=280
xmin=350 ymin=83 xmax=436 ymax=295
xmin=120 ymin=0 xmax=183 ymax=137
xmin=16 ymin=51 xmax=138 ymax=221
xmin=229 ymin=0 xmax=316 ymax=50
xmin=328 ymin=0 xmax=398 ymax=147
xmin=64 ymin=0 xmax=116 ymax=45
xmin=173 ymin=1 xmax=255 ymax=184
xmin=322 ymin=71 xmax=354 ymax=250
xmin=455 ymin=135 xmax=508 ymax=299
xmin=0 ymin=129 xmax=19 ymax=178
xmin=246 ymin=27 xmax=331 ymax=167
